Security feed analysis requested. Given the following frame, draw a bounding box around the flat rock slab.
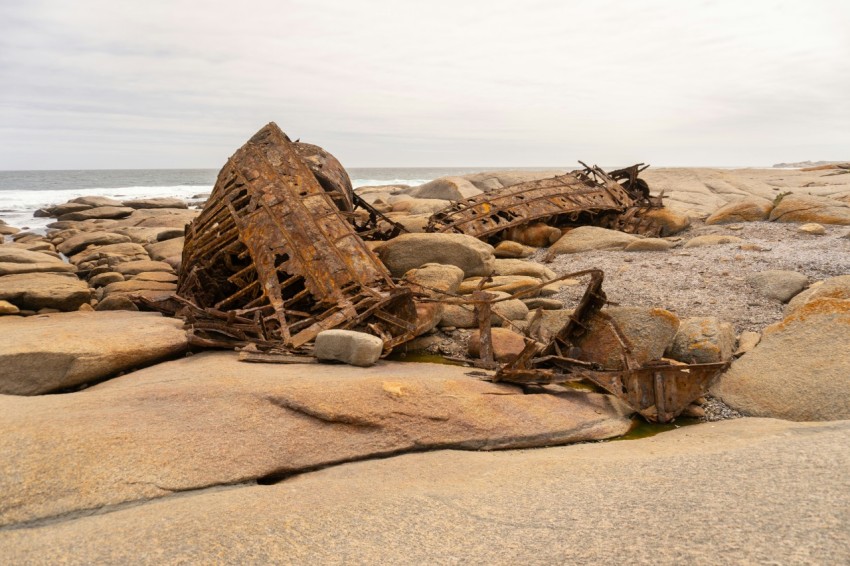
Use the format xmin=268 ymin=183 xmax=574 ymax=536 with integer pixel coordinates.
xmin=0 ymin=352 xmax=630 ymax=527
xmin=0 ymin=272 xmax=90 ymax=311
xmin=2 ymin=418 xmax=847 ymax=564
xmin=56 ymin=231 xmax=133 ymax=257
xmin=0 ymin=311 xmax=188 ymax=395
xmin=769 ymin=193 xmax=850 ymax=225
xmin=0 ymin=247 xmax=66 ymax=264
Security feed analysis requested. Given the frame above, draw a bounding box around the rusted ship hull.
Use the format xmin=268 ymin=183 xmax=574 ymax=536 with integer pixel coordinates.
xmin=176 ymin=123 xmax=416 ymax=352
xmin=425 ymin=164 xmax=664 ymax=242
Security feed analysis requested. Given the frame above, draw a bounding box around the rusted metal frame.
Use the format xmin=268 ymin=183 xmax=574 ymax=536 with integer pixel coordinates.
xmin=429 ymin=179 xmax=628 ymax=236
xmin=350 ymin=193 xmax=408 ymax=240
xmin=488 ymin=269 xmax=728 ymax=422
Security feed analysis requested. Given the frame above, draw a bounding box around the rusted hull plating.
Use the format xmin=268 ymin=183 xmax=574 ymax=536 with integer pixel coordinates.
xmin=176 ymin=123 xmax=417 ymax=352
xmin=425 ymin=164 xmax=664 ymax=242
xmin=489 ymin=270 xmax=727 ymax=422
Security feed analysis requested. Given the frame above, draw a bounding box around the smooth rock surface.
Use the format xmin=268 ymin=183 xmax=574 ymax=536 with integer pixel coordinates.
xmin=0 ymin=261 xmax=76 ymax=276
xmin=58 ymin=206 xmax=134 ymax=222
xmin=314 ymin=330 xmax=384 ymax=367
xmin=122 ymin=198 xmax=188 ymax=210
xmin=746 ymin=270 xmax=808 ymax=302
xmin=623 ymin=238 xmax=674 ymax=252
xmin=705 ymin=196 xmax=774 ymax=224
xmin=785 ymin=275 xmax=850 ymax=317
xmin=546 ymin=226 xmax=638 ymax=258
xmin=713 ymin=298 xmax=850 ymax=421
xmin=145 ymin=237 xmax=184 ymax=262
xmin=376 ymin=233 xmax=495 ymax=278
xmin=0 ymin=272 xmax=90 ymax=311
xmin=2 ymin=418 xmax=847 ymax=564
xmin=0 ymin=311 xmax=188 ymax=395
xmin=0 ymin=247 xmax=67 ymax=264
xmin=55 ymin=231 xmax=133 ymax=256
xmin=401 ymin=263 xmax=465 ymax=295
xmin=577 ymin=307 xmax=680 ymax=369
xmin=0 ymin=352 xmax=630 ymax=527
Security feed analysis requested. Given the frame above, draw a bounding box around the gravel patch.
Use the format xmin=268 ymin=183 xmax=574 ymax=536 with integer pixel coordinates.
xmin=539 ymin=221 xmax=850 ymax=333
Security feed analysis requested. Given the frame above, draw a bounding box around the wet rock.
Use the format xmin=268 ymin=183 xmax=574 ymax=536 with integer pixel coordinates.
xmin=0 ymin=351 xmax=630 ymax=528
xmin=546 ymin=226 xmax=638 ymax=258
xmin=467 ymin=328 xmax=528 ymax=362
xmin=0 ymin=311 xmax=187 ymax=395
xmin=0 ymin=273 xmax=90 ymax=312
xmin=705 ymin=196 xmax=774 ymax=224
xmin=784 ymin=275 xmax=850 ymax=319
xmin=683 ymin=235 xmax=744 ymax=248
xmin=713 ymin=298 xmax=850 ymax=421
xmin=55 ymin=231 xmax=133 ymax=257
xmin=376 ymin=233 xmax=495 ymax=278
xmin=666 ymin=317 xmax=736 ymax=364
xmin=746 ymin=270 xmax=808 ymax=302
xmin=769 ymin=194 xmax=850 ymax=225
xmin=314 ymin=330 xmax=384 ymax=367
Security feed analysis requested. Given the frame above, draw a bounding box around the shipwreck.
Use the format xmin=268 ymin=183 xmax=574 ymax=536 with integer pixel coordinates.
xmin=175 ymin=123 xmax=417 ymax=353
xmin=165 ymin=122 xmax=725 ymax=422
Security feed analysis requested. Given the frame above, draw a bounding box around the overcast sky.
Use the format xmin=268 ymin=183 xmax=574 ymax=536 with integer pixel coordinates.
xmin=1 ymin=0 xmax=848 ymax=170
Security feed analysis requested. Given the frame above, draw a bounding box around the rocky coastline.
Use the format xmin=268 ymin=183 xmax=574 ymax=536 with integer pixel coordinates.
xmin=1 ymin=162 xmax=849 ymax=562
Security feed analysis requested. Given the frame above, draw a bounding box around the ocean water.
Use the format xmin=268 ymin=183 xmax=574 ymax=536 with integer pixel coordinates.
xmin=0 ymin=167 xmax=499 ymax=232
